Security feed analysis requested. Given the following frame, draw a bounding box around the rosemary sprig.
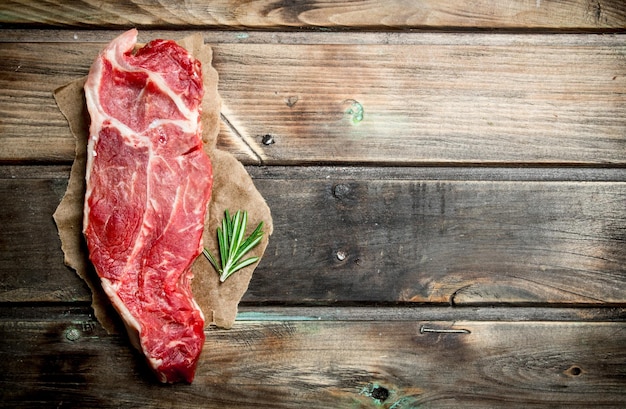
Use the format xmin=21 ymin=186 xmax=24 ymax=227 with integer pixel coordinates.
xmin=203 ymin=210 xmax=264 ymax=282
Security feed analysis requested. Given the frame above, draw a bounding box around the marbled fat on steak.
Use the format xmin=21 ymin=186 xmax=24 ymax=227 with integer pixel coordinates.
xmin=83 ymin=29 xmax=212 ymax=383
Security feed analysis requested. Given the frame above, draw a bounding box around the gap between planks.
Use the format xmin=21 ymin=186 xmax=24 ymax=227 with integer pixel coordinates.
xmin=1 ymin=30 xmax=625 ymax=45
xmin=2 ymin=165 xmax=626 ymax=182
xmin=2 ymin=304 xmax=625 ymax=323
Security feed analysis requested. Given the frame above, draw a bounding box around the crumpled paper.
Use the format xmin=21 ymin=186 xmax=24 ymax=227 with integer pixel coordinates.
xmin=52 ymin=34 xmax=272 ymax=333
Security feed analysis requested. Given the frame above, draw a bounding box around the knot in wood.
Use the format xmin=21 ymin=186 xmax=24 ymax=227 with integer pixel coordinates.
xmin=370 ymin=386 xmax=389 ymax=401
xmin=332 ymin=183 xmax=350 ymax=199
xmin=261 ymin=134 xmax=275 ymax=145
xmin=343 ymin=99 xmax=364 ymax=124
xmin=566 ymin=365 xmax=583 ymax=376
xmin=65 ymin=327 xmax=81 ymax=341
xmin=361 ymin=383 xmax=391 ymax=403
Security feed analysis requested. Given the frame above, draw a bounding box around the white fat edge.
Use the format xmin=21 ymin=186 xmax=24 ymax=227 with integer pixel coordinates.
xmin=100 ymin=276 xmax=143 ymax=352
xmin=191 ymin=297 xmax=205 ymax=321
xmin=102 ymin=29 xmax=139 ymax=74
xmin=151 ymin=358 xmax=168 ymax=383
xmin=83 ymin=58 xmax=104 ymax=231
xmin=83 ymin=30 xmax=140 ymax=231
xmin=102 ymin=274 xmax=165 ymax=379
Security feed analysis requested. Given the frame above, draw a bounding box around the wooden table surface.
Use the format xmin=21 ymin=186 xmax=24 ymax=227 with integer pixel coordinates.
xmin=1 ymin=1 xmax=625 ymax=407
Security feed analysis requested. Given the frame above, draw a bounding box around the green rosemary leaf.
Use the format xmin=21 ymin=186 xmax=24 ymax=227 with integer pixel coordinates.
xmin=229 ymin=210 xmax=244 ymax=261
xmin=203 ymin=209 xmax=265 ymax=282
xmin=234 ymin=230 xmax=263 ymax=263
xmin=203 ymin=248 xmax=221 ymax=274
xmin=224 ymin=209 xmax=232 ymax=234
xmin=227 ymin=256 xmax=260 ymax=280
xmin=223 ymin=210 xmax=232 ymax=252
xmin=217 ymin=224 xmax=227 ymax=272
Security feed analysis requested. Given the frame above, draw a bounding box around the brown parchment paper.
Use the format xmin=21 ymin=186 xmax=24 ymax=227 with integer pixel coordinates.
xmin=52 ymin=34 xmax=272 ymax=333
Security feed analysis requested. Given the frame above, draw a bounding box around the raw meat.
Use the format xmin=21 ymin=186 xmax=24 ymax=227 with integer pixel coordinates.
xmin=83 ymin=29 xmax=212 ymax=383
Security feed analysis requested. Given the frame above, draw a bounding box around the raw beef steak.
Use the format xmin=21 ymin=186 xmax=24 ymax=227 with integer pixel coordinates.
xmin=83 ymin=29 xmax=212 ymax=383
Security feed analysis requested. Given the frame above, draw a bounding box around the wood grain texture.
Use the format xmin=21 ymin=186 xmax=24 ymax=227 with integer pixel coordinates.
xmin=251 ymin=170 xmax=626 ymax=305
xmin=1 ymin=309 xmax=625 ymax=408
xmin=1 ymin=0 xmax=625 ymax=30
xmin=2 ymin=7 xmax=626 ymax=405
xmin=3 ymin=29 xmax=626 ymax=45
xmin=0 ymin=42 xmax=89 ymax=163
xmin=1 ymin=35 xmax=624 ymax=165
xmin=1 ymin=167 xmax=624 ymax=305
xmin=213 ymin=38 xmax=626 ymax=166
xmin=0 ymin=171 xmax=90 ymax=302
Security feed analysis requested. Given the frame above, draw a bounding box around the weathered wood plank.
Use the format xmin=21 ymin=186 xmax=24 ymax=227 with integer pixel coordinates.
xmin=3 ymin=29 xmax=625 ymax=45
xmin=1 ymin=310 xmax=625 ymax=407
xmin=1 ymin=36 xmax=624 ymax=165
xmin=0 ymin=173 xmax=89 ymax=302
xmin=251 ymin=173 xmax=626 ymax=305
xmin=1 ymin=0 xmax=625 ymax=30
xmin=0 ymin=42 xmax=91 ymax=164
xmin=214 ymin=40 xmax=626 ymax=166
xmin=1 ymin=167 xmax=624 ymax=305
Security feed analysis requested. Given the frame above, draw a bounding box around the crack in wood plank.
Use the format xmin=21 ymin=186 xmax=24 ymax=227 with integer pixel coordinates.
xmin=219 ymin=111 xmax=263 ymax=165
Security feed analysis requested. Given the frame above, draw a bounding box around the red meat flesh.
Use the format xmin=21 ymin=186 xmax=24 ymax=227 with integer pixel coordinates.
xmin=83 ymin=29 xmax=212 ymax=383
